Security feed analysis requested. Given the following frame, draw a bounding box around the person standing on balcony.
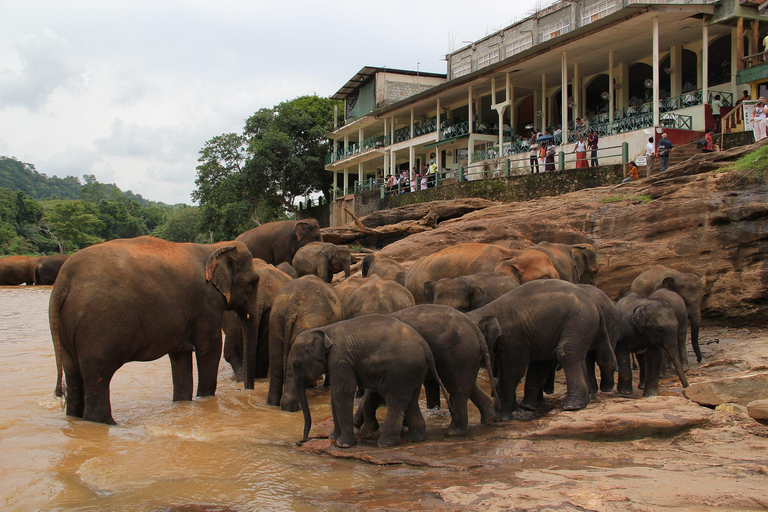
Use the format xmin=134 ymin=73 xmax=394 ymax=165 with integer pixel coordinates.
xmin=529 ymin=136 xmax=540 ymax=173
xmin=588 ymin=131 xmax=599 ymax=167
xmin=574 ymin=136 xmax=588 ymax=169
xmin=751 ymin=98 xmax=767 ymax=142
xmin=545 ymin=141 xmax=556 ymax=172
xmin=657 ymin=133 xmax=674 ymax=173
xmin=711 ymin=95 xmax=722 ymax=132
xmin=427 ymin=160 xmax=437 ymax=188
xmin=645 ymin=137 xmax=656 ymax=178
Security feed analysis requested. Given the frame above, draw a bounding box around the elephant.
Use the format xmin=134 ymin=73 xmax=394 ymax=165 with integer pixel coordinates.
xmin=423 ymin=271 xmax=520 ymax=312
xmin=615 ymin=292 xmax=689 ymax=397
xmin=578 ymin=284 xmax=620 ymax=393
xmin=343 ymin=275 xmax=415 ymax=318
xmin=275 ymin=262 xmax=298 ymax=279
xmin=631 ymin=265 xmax=704 ymax=363
xmin=361 ymin=254 xmax=406 ymax=285
xmin=223 ymin=258 xmax=292 ymax=386
xmin=530 ymin=242 xmax=599 ymax=284
xmin=49 ymin=236 xmax=260 ymax=424
xmin=235 ymin=219 xmax=322 ymax=266
xmin=0 ymin=255 xmax=42 ymax=285
xmin=34 ymin=254 xmax=69 ymax=285
xmin=291 ymin=242 xmax=352 ymax=283
xmin=648 ymin=288 xmax=689 ymax=373
xmin=405 ymin=243 xmax=559 ymax=303
xmin=467 ymin=279 xmax=613 ymax=420
xmin=266 ymin=275 xmax=343 ymax=411
xmin=291 ymin=315 xmax=449 ymax=447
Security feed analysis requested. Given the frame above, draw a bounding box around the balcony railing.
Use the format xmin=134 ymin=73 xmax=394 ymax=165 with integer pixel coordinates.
xmin=440 ymin=121 xmax=470 ymax=140
xmin=325 ymin=134 xmax=390 ymax=164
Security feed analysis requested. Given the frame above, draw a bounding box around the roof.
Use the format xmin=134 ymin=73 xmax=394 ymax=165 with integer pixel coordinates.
xmin=331 ymin=66 xmax=447 ymax=100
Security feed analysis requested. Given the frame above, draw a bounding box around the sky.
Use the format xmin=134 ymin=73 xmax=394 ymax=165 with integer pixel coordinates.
xmin=0 ymin=0 xmax=546 ymax=205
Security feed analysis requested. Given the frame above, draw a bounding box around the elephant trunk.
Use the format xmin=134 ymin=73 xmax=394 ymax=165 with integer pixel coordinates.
xmin=664 ymin=345 xmax=689 ymax=388
xmin=241 ymin=313 xmax=260 ymax=390
xmin=295 ymin=374 xmax=312 ymax=444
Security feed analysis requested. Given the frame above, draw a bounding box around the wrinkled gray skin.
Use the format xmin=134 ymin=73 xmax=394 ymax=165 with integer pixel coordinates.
xmin=275 ymin=262 xmax=298 ymax=279
xmin=631 ymin=265 xmax=704 ymax=363
xmin=34 ymin=254 xmax=69 ymax=285
xmin=223 ymin=259 xmax=292 ymax=387
xmin=646 ymin=288 xmax=689 ymax=380
xmin=467 ymin=280 xmax=613 ymax=420
xmin=343 ymin=275 xmax=415 ymax=318
xmin=615 ymin=292 xmax=689 ymax=397
xmin=530 ymin=241 xmax=599 ymax=284
xmin=579 ymin=284 xmax=620 ymax=393
xmin=266 ymin=275 xmax=343 ymax=411
xmin=361 ymin=254 xmax=406 ymax=286
xmin=50 ymin=237 xmax=259 ymax=424
xmin=291 ymin=315 xmax=448 ymax=448
xmin=235 ymin=219 xmax=322 ymax=266
xmin=424 ymin=271 xmax=520 ymax=312
xmin=355 ymin=305 xmax=497 ymax=436
xmin=292 ymin=242 xmax=352 ymax=283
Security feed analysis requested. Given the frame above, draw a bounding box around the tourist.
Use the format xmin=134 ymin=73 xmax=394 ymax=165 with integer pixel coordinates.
xmin=411 ymin=172 xmax=417 ymax=191
xmin=751 ymin=97 xmax=766 ymax=141
xmin=657 ymin=133 xmax=674 ymax=172
xmin=545 ymin=141 xmax=556 ymax=172
xmin=427 ymin=160 xmax=437 ymax=188
xmin=645 ymin=136 xmax=656 ymax=178
xmin=420 ymin=173 xmax=428 ymax=190
xmin=529 ymin=135 xmax=539 ymax=173
xmin=735 ymin=90 xmax=750 ymax=106
xmin=702 ymin=129 xmax=715 ymax=153
xmin=622 ymin=161 xmax=640 ymax=183
xmin=588 ymin=131 xmax=599 ymax=167
xmin=711 ymin=94 xmax=722 ymax=132
xmin=573 ymin=136 xmax=588 ymax=169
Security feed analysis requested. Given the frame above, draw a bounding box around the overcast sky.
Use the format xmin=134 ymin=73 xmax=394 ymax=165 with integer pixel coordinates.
xmin=0 ymin=0 xmax=545 ymax=204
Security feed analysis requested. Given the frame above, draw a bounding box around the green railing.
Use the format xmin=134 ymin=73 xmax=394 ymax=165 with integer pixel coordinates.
xmin=413 ymin=119 xmax=438 ymax=137
xmin=440 ymin=121 xmax=469 ymax=140
xmin=325 ymin=134 xmax=390 ymax=164
xmin=393 ymin=126 xmax=411 ymax=144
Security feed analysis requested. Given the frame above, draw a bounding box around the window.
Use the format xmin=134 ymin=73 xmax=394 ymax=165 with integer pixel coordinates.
xmin=477 ymin=48 xmax=500 ymax=69
xmin=452 ymin=60 xmax=471 ymax=79
xmin=581 ymin=0 xmax=617 ymax=25
xmin=541 ymin=18 xmax=570 ymax=42
xmin=505 ymin=34 xmax=533 ymax=58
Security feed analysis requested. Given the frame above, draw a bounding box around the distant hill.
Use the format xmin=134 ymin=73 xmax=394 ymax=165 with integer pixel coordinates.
xmin=0 ymin=156 xmax=175 ymax=207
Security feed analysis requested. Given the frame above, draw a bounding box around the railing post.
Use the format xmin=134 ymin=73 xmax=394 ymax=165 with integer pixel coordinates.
xmin=458 ymin=166 xmax=464 ymax=182
xmin=505 ymin=159 xmax=511 ymax=177
xmin=416 ymin=176 xmax=421 ymax=190
xmin=380 ymin=183 xmax=385 ymax=199
xmin=559 ymin=151 xmax=565 ymax=171
xmin=622 ymin=142 xmax=629 ymax=164
xmin=368 ymin=178 xmax=373 ymax=191
xmin=435 ymin=170 xmax=440 ymax=187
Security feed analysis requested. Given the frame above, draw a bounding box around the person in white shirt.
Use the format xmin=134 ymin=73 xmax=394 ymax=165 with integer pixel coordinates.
xmin=645 ymin=137 xmax=656 ymax=177
xmin=711 ymin=94 xmax=722 ymax=132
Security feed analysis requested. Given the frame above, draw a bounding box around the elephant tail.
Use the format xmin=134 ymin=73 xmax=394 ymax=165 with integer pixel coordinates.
xmin=49 ymin=276 xmax=70 ymax=399
xmin=425 ymin=346 xmax=453 ymax=418
xmin=597 ymin=305 xmax=617 ymax=374
xmin=479 ymin=332 xmax=499 ymax=409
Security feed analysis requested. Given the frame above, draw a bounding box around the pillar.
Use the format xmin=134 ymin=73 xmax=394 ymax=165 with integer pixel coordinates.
xmin=333 ymin=104 xmax=338 ymax=129
xmin=344 ymin=134 xmax=349 ymax=155
xmin=609 ymin=50 xmax=614 ymax=124
xmin=618 ymin=62 xmax=629 ymax=109
xmin=410 ymin=108 xmax=414 ymax=138
xmin=653 ymin=16 xmax=660 ymax=127
xmin=703 ymin=20 xmax=710 ymax=102
xmin=358 ymin=162 xmax=363 ymax=183
xmin=561 ymin=51 xmax=569 ymax=146
xmin=541 ymin=74 xmax=547 ymax=130
xmin=343 ymin=168 xmax=349 ymax=195
xmin=436 ymin=97 xmax=441 ymax=138
xmin=468 ymin=86 xmax=474 ymax=133
xmin=670 ymin=46 xmax=683 ymax=98
xmin=409 ymin=145 xmax=415 ymax=180
xmin=573 ymin=62 xmax=580 ymax=120
xmin=534 ymin=90 xmax=541 ymax=130
xmin=736 ymin=17 xmax=744 ymax=72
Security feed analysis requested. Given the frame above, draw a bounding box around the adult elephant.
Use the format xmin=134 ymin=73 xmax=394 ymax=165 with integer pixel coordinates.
xmin=266 ymin=275 xmax=343 ymax=411
xmin=291 ymin=315 xmax=449 ymax=448
xmin=235 ymin=219 xmax=322 ymax=266
xmin=292 ymin=242 xmax=352 ymax=283
xmin=424 ymin=271 xmax=520 ymax=312
xmin=34 ymin=254 xmax=69 ymax=285
xmin=343 ymin=275 xmax=415 ymax=318
xmin=615 ymin=292 xmax=689 ymax=396
xmin=631 ymin=265 xmax=705 ymax=363
xmin=50 ymin=236 xmax=260 ymax=424
xmin=405 ymin=243 xmax=558 ymax=303
xmin=530 ymin=242 xmax=599 ymax=284
xmin=0 ymin=255 xmax=42 ymax=285
xmin=361 ymin=254 xmax=406 ymax=286
xmin=467 ymin=280 xmax=613 ymax=420
xmin=223 ymin=258 xmax=292 ymax=386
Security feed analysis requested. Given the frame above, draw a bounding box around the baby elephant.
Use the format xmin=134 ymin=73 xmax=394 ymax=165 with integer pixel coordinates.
xmin=292 ymin=242 xmax=352 ymax=283
xmin=291 ymin=315 xmax=447 ymax=448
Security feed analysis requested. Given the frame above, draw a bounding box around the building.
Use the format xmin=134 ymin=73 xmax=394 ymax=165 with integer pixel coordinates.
xmin=325 ymin=0 xmax=767 ymax=226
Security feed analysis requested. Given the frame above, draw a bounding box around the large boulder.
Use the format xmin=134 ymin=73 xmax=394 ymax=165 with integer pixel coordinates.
xmin=683 ymin=372 xmax=768 ymax=407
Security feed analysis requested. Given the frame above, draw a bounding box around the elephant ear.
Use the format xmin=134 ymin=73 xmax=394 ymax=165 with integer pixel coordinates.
xmin=469 ymin=284 xmax=487 ymax=310
xmin=477 ymin=315 xmax=502 ymax=355
xmin=294 ymin=220 xmax=311 ymax=241
xmin=361 ymin=254 xmax=375 ymax=277
xmin=660 ymin=276 xmax=676 ymax=291
xmin=423 ymin=281 xmax=436 ymax=303
xmin=205 ymin=245 xmax=238 ymax=304
xmin=632 ymin=305 xmax=648 ymax=333
xmin=311 ymin=331 xmax=333 ymax=361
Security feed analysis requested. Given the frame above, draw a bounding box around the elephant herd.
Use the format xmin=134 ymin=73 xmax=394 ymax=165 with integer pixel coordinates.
xmin=45 ymin=217 xmax=705 ymax=449
xmin=0 ymin=254 xmax=69 ymax=286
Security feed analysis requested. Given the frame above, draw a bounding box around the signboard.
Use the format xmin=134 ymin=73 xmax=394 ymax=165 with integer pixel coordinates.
xmin=742 ymin=100 xmax=759 ymax=131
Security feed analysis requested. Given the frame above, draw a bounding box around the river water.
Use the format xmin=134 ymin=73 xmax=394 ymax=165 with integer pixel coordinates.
xmin=0 ymin=286 xmax=445 ymax=511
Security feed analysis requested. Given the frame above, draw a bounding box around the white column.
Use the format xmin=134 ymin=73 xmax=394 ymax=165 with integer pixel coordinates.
xmin=670 ymin=46 xmax=683 ymax=98
xmin=534 ymin=90 xmax=541 ymax=130
xmin=562 ymin=50 xmax=569 ymax=146
xmin=702 ymin=21 xmax=709 ymax=103
xmin=468 ymin=86 xmax=474 ymax=133
xmin=541 ymin=74 xmax=547 ymax=130
xmin=573 ymin=62 xmax=580 ymax=121
xmin=509 ymin=84 xmax=515 ymax=131
xmin=609 ymin=50 xmax=614 ymax=124
xmin=410 ymin=108 xmax=414 ymax=138
xmin=653 ymin=16 xmax=660 ymax=128
xmin=436 ymin=97 xmax=441 ymax=137
xmin=344 ymin=134 xmax=349 ymax=154
xmin=343 ymin=168 xmax=349 ymax=195
xmin=358 ymin=162 xmax=363 ymax=184
xmin=435 ymin=145 xmax=442 ymax=172
xmin=409 ymin=145 xmax=415 ymax=180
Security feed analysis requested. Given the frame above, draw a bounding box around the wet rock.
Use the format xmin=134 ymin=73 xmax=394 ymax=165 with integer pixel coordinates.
xmin=747 ymin=399 xmax=768 ymax=425
xmin=683 ymin=372 xmax=768 ymax=407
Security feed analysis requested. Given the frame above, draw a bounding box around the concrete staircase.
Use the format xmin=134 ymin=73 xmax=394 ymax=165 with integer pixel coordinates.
xmin=648 ymin=141 xmax=702 ymax=173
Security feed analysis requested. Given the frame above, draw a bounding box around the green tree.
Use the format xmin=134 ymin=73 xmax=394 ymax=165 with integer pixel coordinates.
xmin=42 ymin=200 xmax=105 ymax=252
xmin=0 ymin=188 xmax=43 ymax=254
xmin=154 ymin=205 xmax=202 ymax=243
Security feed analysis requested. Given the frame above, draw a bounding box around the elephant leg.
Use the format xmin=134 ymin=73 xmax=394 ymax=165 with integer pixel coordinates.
xmin=542 ymin=365 xmax=556 ymax=394
xmin=223 ymin=334 xmax=243 ymax=382
xmin=403 ymin=387 xmax=427 ymax=443
xmin=637 ymin=351 xmax=647 ymax=390
xmin=494 ymin=347 xmax=525 ymax=421
xmin=560 ymin=356 xmax=590 ymax=411
xmin=469 ymin=385 xmax=496 ymax=424
xmin=280 ymin=364 xmax=301 ymax=412
xmin=196 ymin=340 xmax=222 ymax=398
xmin=378 ymin=390 xmax=409 ymax=447
xmin=445 ymin=386 xmax=470 ymax=437
xmin=616 ymin=352 xmax=633 ymax=395
xmin=585 ymin=351 xmax=599 ymax=394
xmin=357 ymin=391 xmax=383 ymax=434
xmin=82 ymin=365 xmax=117 ymax=425
xmin=169 ymin=351 xmax=194 ymax=401
xmin=255 ymin=326 xmax=270 ymax=379
xmin=424 ymin=378 xmax=440 ymax=409
xmin=330 ymin=379 xmax=357 ymax=448
xmin=521 ymin=360 xmax=554 ymax=410
xmin=266 ymin=335 xmax=283 ymax=407
xmin=62 ymin=354 xmax=85 ymax=418
xmin=642 ymin=347 xmax=663 ymax=397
